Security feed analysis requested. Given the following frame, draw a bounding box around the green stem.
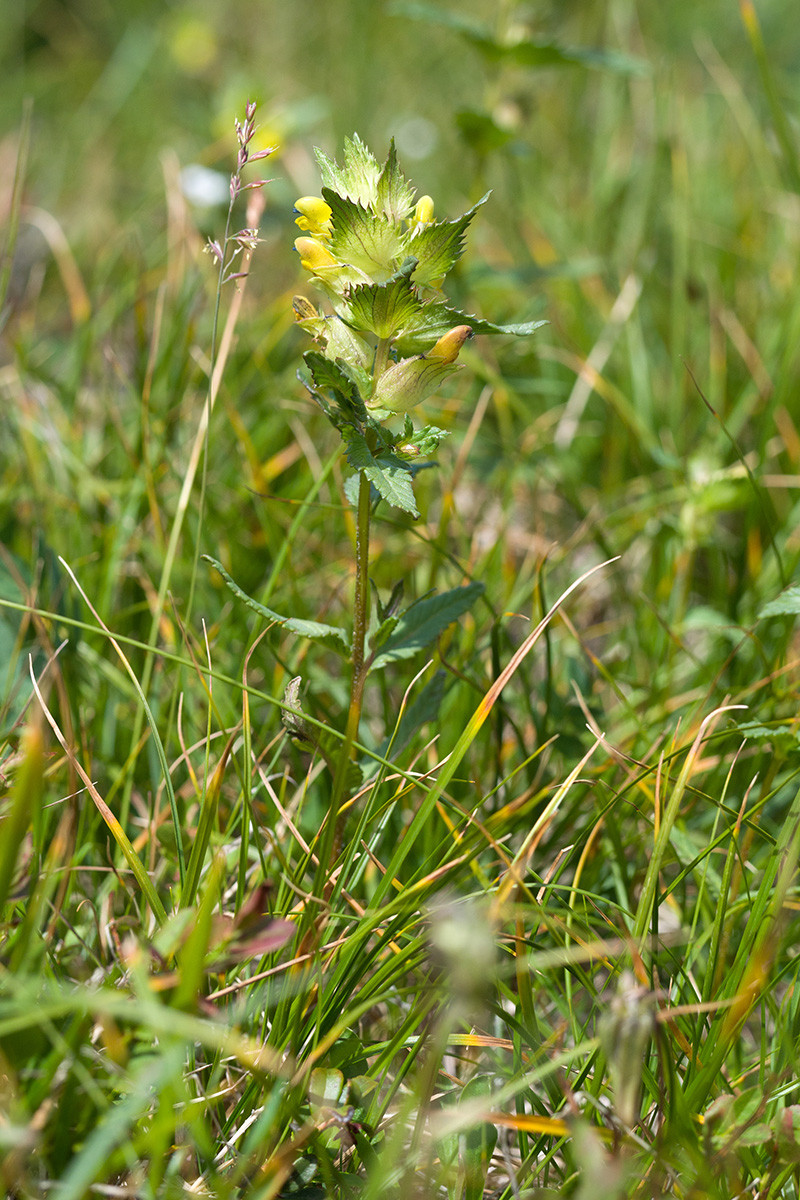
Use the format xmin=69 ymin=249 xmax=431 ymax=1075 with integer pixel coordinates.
xmin=315 ymin=337 xmax=391 ymax=887
xmin=316 ymin=467 xmax=371 ymax=887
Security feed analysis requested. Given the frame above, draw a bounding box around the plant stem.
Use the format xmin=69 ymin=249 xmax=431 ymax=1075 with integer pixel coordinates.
xmin=315 ymin=339 xmax=391 ymax=887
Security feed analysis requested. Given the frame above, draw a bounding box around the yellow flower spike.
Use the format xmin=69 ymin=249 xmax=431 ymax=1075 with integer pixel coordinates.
xmin=428 ymin=325 xmax=473 ymax=364
xmin=413 ymin=195 xmax=435 ymax=226
xmin=294 ymin=196 xmax=333 ymax=239
xmin=294 ymin=237 xmax=339 ymax=272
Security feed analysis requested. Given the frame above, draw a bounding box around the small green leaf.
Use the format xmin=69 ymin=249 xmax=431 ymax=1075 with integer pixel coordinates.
xmin=309 ymin=1067 xmax=347 ymax=1108
xmin=370 ymin=613 xmax=400 ymax=652
xmin=343 ymin=430 xmax=419 ymax=516
xmin=372 ymin=581 xmax=484 ymax=670
xmin=203 ymin=556 xmax=351 ymax=654
xmin=504 ymin=39 xmax=649 ymax=75
xmin=456 ymin=108 xmax=515 ymax=154
xmin=396 ymin=424 xmax=450 ymax=458
xmin=758 ymin=586 xmax=800 ymax=619
xmin=389 ymin=4 xmax=648 ymax=75
xmin=775 ymin=1106 xmax=800 ymax=1164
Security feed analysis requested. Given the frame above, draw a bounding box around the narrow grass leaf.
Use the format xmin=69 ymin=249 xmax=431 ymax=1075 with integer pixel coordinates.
xmin=29 ymin=661 xmax=167 ymax=925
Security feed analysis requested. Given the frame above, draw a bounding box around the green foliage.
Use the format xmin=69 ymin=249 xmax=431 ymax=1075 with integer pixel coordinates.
xmin=4 ymin=1 xmax=800 ymax=1196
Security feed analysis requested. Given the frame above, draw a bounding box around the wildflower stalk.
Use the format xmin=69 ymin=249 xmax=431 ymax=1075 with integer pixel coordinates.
xmin=211 ymin=134 xmax=541 ymax=895
xmin=319 ymin=468 xmax=372 ymax=874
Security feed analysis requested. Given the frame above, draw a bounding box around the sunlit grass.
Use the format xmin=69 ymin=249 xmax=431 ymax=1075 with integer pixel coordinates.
xmin=3 ymin=2 xmax=800 ymax=1196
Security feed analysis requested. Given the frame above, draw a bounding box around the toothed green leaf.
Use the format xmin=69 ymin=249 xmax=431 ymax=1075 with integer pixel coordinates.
xmin=343 ymin=429 xmax=418 ymax=516
xmin=324 ymin=189 xmax=407 ymax=281
xmin=343 ymin=275 xmax=423 ymax=339
xmin=315 ymin=133 xmax=381 ymax=207
xmin=394 ymin=301 xmax=546 ymax=355
xmin=375 ymin=138 xmax=417 ymax=222
xmin=304 ymin=350 xmax=369 ymax=421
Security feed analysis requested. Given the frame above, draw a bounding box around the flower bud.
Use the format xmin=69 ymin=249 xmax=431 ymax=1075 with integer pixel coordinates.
xmin=294 ymin=237 xmax=339 ymax=272
xmin=292 ymin=295 xmax=319 ymax=321
xmin=294 ymin=196 xmax=333 ymax=239
xmin=428 ymin=325 xmax=473 ymax=364
xmin=413 ymin=195 xmax=435 ymax=227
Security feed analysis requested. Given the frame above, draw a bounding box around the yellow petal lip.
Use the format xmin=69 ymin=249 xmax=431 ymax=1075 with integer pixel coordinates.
xmin=293 ymin=196 xmax=333 ymax=239
xmin=428 ymin=325 xmax=473 ymax=364
xmin=294 ymin=237 xmax=339 ymax=271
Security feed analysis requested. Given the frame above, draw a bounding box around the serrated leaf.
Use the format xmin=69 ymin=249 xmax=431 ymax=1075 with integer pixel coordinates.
xmin=372 ymin=581 xmax=484 ymax=670
xmin=304 ymin=350 xmax=368 ymax=420
xmin=325 ymin=189 xmax=406 ymax=281
xmin=375 ymin=138 xmax=417 ymax=221
xmin=343 ymin=429 xmax=418 ymax=516
xmin=737 ymin=721 xmax=800 ymax=746
xmin=758 ymin=586 xmax=800 ymax=619
xmin=410 ymin=425 xmax=450 ymax=456
xmin=344 ymin=275 xmax=423 ymax=339
xmin=404 ymin=193 xmax=489 ymax=285
xmin=315 ymin=134 xmax=381 ymax=208
xmin=395 ymin=299 xmax=546 ymax=355
xmin=203 ymin=557 xmax=351 ymax=654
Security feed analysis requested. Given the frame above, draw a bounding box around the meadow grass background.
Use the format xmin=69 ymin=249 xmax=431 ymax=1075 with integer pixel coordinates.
xmin=3 ymin=0 xmax=800 ymax=1196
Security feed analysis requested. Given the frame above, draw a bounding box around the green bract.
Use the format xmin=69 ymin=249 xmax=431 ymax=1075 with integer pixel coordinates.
xmin=293 ymin=135 xmax=544 ymax=513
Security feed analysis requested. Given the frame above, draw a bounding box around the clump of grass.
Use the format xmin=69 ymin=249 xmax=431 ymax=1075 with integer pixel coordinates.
xmin=3 ymin=7 xmax=800 ymax=1196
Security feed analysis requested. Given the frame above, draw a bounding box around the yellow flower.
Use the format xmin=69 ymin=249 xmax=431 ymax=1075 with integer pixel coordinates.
xmin=294 ymin=196 xmax=333 ymax=240
xmin=428 ymin=325 xmax=473 ymax=364
xmin=294 ymin=237 xmax=339 ymax=272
